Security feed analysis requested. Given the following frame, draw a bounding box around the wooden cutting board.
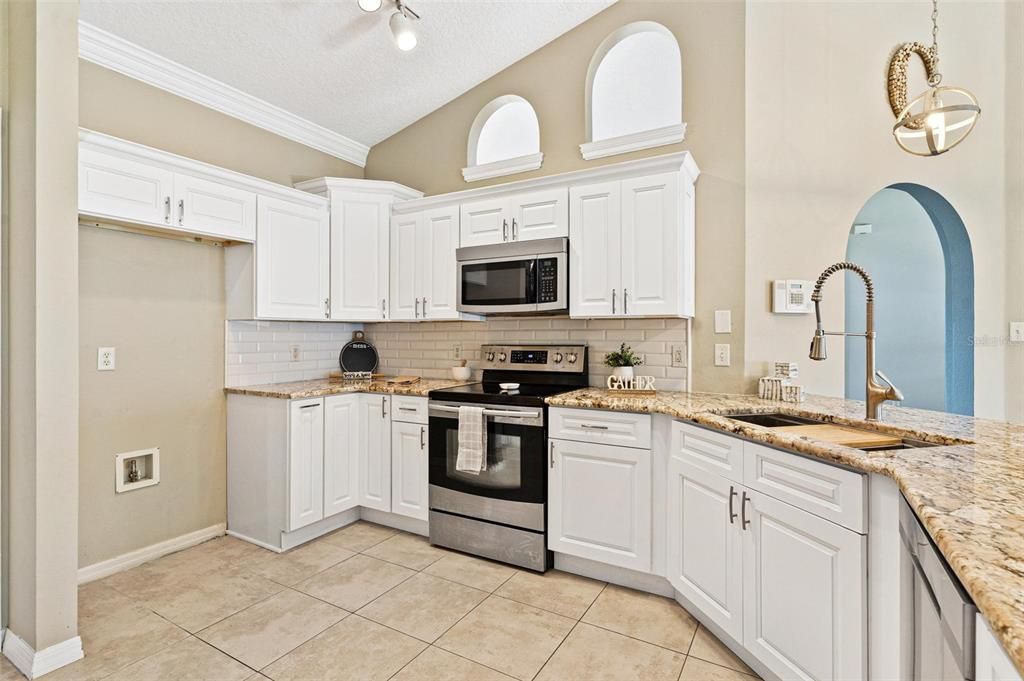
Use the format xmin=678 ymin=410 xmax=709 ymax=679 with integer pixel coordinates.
xmin=773 ymin=424 xmax=902 ymax=449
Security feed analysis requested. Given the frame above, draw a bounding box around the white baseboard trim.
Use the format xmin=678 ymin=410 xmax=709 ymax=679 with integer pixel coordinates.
xmin=77 ymin=523 xmax=226 ymax=584
xmin=554 ymin=553 xmax=674 ymax=597
xmin=359 ymin=508 xmax=428 ymax=537
xmin=2 ymin=630 xmax=83 ymax=679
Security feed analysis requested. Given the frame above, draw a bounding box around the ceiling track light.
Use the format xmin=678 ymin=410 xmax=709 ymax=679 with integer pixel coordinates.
xmin=357 ymin=0 xmax=382 ymax=12
xmin=390 ymin=0 xmax=420 ymax=51
xmin=887 ymin=0 xmax=980 ymax=156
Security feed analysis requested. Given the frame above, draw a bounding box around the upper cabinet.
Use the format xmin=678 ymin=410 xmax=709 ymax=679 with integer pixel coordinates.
xmin=390 ymin=205 xmax=465 ymax=321
xmin=79 ymin=146 xmax=176 ymax=228
xmin=570 ymin=157 xmax=697 ymax=318
xmin=459 ymin=188 xmax=568 ymax=247
xmin=254 ymin=196 xmax=330 ymax=320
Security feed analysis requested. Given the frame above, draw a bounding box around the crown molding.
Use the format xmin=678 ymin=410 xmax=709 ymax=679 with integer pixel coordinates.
xmin=78 ymin=21 xmax=370 ymax=167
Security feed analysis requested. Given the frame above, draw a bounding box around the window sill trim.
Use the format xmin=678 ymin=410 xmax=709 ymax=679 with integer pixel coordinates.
xmin=579 ymin=123 xmax=686 ymax=161
xmin=462 ymin=152 xmax=544 ymax=183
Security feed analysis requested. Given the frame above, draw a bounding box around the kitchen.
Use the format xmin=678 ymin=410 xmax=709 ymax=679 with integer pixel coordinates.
xmin=1 ymin=1 xmax=1021 ymax=680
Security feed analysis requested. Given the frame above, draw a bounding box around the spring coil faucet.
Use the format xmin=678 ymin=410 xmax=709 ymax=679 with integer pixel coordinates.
xmin=808 ymin=262 xmax=904 ymax=421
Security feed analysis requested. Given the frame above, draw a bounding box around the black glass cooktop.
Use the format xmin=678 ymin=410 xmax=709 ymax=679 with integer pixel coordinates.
xmin=429 ymin=382 xmax=581 ymax=407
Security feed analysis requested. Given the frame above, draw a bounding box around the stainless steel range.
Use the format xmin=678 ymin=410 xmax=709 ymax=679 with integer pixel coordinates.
xmin=427 ymin=344 xmax=588 ymax=572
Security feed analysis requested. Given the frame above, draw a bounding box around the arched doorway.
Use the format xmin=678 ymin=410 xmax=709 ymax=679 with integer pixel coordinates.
xmin=844 ymin=184 xmax=974 ymax=415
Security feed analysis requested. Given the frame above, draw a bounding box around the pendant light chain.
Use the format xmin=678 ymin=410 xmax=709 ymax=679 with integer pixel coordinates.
xmin=929 ymin=0 xmax=943 ymax=86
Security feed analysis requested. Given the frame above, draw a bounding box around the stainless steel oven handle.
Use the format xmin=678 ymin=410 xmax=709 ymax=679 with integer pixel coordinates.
xmin=430 ymin=404 xmax=541 ymax=419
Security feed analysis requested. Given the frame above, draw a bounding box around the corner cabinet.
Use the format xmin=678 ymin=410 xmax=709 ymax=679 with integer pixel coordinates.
xmin=254 ymin=196 xmax=330 ymax=320
xmin=569 ymin=159 xmax=698 ymax=318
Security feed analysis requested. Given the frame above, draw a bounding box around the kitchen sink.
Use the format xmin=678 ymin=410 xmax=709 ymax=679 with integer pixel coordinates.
xmin=725 ymin=412 xmax=941 ymax=451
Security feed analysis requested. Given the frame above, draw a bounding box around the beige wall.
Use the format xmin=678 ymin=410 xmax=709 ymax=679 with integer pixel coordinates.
xmin=744 ymin=1 xmax=1014 ymax=420
xmin=77 ymin=63 xmax=363 ymax=566
xmin=1005 ymin=0 xmax=1024 ymax=424
xmin=78 ymin=226 xmax=226 ymax=567
xmin=80 ymin=61 xmax=363 ymax=186
xmin=365 ymin=0 xmax=747 ymax=393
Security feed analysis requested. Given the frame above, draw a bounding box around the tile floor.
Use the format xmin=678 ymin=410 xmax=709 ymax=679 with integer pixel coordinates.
xmin=0 ymin=522 xmax=762 ymax=681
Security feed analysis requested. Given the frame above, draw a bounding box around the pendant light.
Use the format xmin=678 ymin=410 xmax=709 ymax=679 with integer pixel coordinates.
xmin=390 ymin=0 xmax=420 ymax=51
xmin=887 ymin=0 xmax=980 ymax=156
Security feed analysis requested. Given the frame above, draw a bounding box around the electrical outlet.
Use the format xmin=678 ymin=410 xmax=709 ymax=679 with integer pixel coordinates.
xmin=452 ymin=343 xmax=463 ymax=360
xmin=97 ymin=347 xmax=116 ymax=371
xmin=1011 ymin=322 xmax=1024 ymax=343
xmin=671 ymin=345 xmax=686 ymax=367
xmin=714 ymin=344 xmax=731 ymax=367
xmin=289 ymin=345 xmax=301 ymax=361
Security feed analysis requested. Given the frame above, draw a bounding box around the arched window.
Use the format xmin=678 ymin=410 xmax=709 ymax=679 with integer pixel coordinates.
xmin=582 ymin=22 xmax=684 ymax=160
xmin=463 ymin=95 xmax=543 ymax=182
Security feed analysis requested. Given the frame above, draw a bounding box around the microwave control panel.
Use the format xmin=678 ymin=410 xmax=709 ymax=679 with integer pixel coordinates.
xmin=537 ymin=258 xmax=559 ymax=303
xmin=479 ymin=345 xmax=587 ymax=372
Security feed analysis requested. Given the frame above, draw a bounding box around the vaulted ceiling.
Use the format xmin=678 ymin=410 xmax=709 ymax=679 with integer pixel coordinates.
xmin=79 ymin=0 xmax=614 ymax=152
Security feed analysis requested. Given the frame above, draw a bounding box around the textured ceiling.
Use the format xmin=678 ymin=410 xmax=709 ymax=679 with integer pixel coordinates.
xmin=79 ymin=0 xmax=614 ymax=147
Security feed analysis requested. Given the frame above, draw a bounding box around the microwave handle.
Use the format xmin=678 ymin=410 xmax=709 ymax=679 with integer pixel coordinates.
xmin=526 ymin=259 xmax=538 ymax=304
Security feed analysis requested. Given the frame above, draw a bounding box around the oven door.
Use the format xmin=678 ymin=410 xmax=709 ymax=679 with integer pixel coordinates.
xmin=428 ymin=401 xmax=546 ymax=504
xmin=457 ymin=256 xmax=538 ymax=314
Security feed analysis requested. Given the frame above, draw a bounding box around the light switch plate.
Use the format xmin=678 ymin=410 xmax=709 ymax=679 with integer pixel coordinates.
xmin=1011 ymin=322 xmax=1024 ymax=343
xmin=98 ymin=347 xmax=116 ymax=371
xmin=714 ymin=310 xmax=732 ymax=334
xmin=714 ymin=344 xmax=731 ymax=367
xmin=671 ymin=344 xmax=686 ymax=368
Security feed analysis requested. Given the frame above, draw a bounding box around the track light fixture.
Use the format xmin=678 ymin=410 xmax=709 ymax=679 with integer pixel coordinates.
xmin=357 ymin=0 xmax=382 ymax=12
xmin=356 ymin=0 xmax=420 ymax=52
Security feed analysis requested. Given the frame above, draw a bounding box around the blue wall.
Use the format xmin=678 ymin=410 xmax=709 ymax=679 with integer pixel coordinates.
xmin=845 ymin=189 xmax=947 ymax=411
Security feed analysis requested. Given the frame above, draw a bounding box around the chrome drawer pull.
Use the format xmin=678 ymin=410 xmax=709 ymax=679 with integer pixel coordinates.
xmin=728 ymin=486 xmax=738 ymax=524
xmin=580 ymin=423 xmax=609 ymax=430
xmin=741 ymin=491 xmax=751 ymax=530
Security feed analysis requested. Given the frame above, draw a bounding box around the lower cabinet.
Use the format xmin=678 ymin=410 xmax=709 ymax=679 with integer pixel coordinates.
xmin=391 ymin=420 xmax=429 ymax=521
xmin=288 ymin=399 xmax=325 ymax=531
xmin=357 ymin=394 xmax=392 ymax=512
xmin=548 ymin=437 xmax=652 ymax=572
xmin=323 ymin=394 xmax=360 ymax=518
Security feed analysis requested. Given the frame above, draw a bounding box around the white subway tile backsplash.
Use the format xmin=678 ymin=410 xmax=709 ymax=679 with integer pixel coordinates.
xmin=224 ymin=320 xmax=363 ymax=387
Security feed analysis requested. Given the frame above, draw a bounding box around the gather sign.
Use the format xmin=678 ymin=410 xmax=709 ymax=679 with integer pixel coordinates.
xmin=606 ymin=375 xmax=656 ymax=392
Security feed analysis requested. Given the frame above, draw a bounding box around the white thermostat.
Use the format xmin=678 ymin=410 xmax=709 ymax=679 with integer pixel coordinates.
xmin=772 ymin=280 xmax=813 ymax=314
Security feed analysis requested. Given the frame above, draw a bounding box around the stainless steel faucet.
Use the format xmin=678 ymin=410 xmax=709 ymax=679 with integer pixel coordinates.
xmin=808 ymin=261 xmax=904 ymax=421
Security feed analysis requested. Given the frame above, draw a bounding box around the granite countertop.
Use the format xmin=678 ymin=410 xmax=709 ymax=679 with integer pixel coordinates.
xmin=225 ymin=377 xmax=473 ymax=399
xmin=547 ymin=388 xmax=1024 ymax=674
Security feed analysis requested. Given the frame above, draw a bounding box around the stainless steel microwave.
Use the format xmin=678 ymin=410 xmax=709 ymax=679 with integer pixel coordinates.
xmin=456 ymin=237 xmax=568 ymax=315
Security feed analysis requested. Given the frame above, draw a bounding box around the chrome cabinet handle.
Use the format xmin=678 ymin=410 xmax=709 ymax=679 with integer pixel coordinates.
xmin=580 ymin=423 xmax=609 ymax=430
xmin=549 ymin=441 xmax=555 ymax=468
xmin=177 ymin=199 xmax=184 ymax=225
xmin=741 ymin=491 xmax=751 ymax=530
xmin=299 ymin=403 xmax=320 ymax=410
xmin=512 ymin=218 xmax=518 ymax=240
xmin=623 ymin=288 xmax=628 ymax=315
xmin=399 ymin=406 xmax=416 ymax=412
xmin=324 ymin=298 xmax=330 ymax=319
xmin=612 ymin=289 xmax=616 ymax=314
xmin=502 ymin=219 xmax=509 ymax=241
xmin=422 ymin=298 xmax=428 ymax=317
xmin=420 ymin=426 xmax=425 ymax=450
xmin=728 ymin=486 xmax=738 ymax=524
xmin=415 ymin=297 xmax=420 ymax=318
xmin=381 ymin=397 xmax=387 ymax=419
xmin=381 ymin=298 xmax=386 ymax=319
xmin=164 ymin=196 xmax=171 ymax=223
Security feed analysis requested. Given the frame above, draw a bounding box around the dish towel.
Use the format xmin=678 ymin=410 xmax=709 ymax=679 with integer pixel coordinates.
xmin=456 ymin=405 xmax=487 ymax=474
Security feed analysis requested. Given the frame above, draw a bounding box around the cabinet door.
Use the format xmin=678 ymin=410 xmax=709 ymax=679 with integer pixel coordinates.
xmin=620 ymin=172 xmax=682 ymax=317
xmin=459 ymin=197 xmax=509 ymax=247
xmin=548 ymin=439 xmax=651 ymax=572
xmin=79 ymin=147 xmax=174 ymax=227
xmin=421 ymin=206 xmax=461 ymax=320
xmin=323 ymin=394 xmax=359 ymax=519
xmin=256 ymin=196 xmax=330 ymax=320
xmin=358 ymin=395 xmax=392 ymax=512
xmin=391 ymin=421 xmax=429 ymax=521
xmin=510 ymin=187 xmax=568 ymax=242
xmin=666 ymin=457 xmax=744 ymax=641
xmin=743 ymin=491 xmax=866 ymax=681
xmin=175 ymin=173 xmax=256 ymax=242
xmin=288 ymin=399 xmax=325 ymax=531
xmin=569 ymin=181 xmax=621 ymax=317
xmin=389 ymin=212 xmax=421 ymax=321
xmin=331 ymin=193 xmax=390 ymax=321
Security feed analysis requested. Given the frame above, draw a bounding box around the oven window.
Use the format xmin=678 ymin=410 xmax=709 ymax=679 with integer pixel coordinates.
xmin=461 ymin=260 xmax=535 ymax=306
xmin=445 ymin=429 xmax=522 ymax=489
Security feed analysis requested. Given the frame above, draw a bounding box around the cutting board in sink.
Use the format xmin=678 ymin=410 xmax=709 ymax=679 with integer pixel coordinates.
xmin=772 ymin=424 xmax=902 ymax=449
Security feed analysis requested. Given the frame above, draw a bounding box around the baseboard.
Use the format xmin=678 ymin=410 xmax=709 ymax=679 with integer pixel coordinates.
xmin=77 ymin=523 xmax=226 ymax=584
xmin=553 ymin=553 xmax=674 ymax=597
xmin=2 ymin=630 xmax=83 ymax=679
xmin=359 ymin=508 xmax=428 ymax=537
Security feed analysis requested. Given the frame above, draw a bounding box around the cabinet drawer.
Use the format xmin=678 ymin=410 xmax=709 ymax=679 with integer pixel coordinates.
xmin=743 ymin=441 xmax=866 ymax=533
xmin=670 ymin=421 xmax=743 ymax=483
xmin=550 ymin=407 xmax=651 ymax=449
xmin=391 ymin=395 xmax=428 ymax=424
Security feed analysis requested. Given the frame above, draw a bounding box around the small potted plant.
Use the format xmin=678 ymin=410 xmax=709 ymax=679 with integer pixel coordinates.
xmin=604 ymin=343 xmax=644 ymax=379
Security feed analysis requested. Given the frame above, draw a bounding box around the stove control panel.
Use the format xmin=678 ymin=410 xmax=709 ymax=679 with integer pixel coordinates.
xmin=479 ymin=344 xmax=587 ymax=373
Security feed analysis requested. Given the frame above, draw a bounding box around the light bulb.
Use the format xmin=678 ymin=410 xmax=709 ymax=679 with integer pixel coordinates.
xmin=389 ymin=10 xmax=417 ymax=51
xmin=357 ymin=0 xmax=382 ymax=11
xmin=925 ymin=90 xmax=947 ymax=151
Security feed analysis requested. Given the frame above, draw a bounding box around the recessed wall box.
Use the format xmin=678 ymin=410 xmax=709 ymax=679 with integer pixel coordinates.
xmin=115 ymin=448 xmax=160 ymax=493
xmin=772 ymin=280 xmax=813 ymax=314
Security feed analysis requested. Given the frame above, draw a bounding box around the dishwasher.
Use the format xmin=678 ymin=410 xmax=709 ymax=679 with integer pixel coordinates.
xmin=901 ymin=496 xmax=977 ymax=680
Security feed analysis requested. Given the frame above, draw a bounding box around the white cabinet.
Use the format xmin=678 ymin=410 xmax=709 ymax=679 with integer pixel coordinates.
xmin=548 ymin=438 xmax=652 ymax=572
xmin=666 ymin=457 xmax=744 ymax=641
xmin=459 ymin=189 xmax=568 ymax=247
xmin=569 ymin=164 xmax=697 ymax=318
xmin=742 ymin=491 xmax=866 ymax=681
xmin=323 ymin=394 xmax=360 ymax=519
xmin=390 ymin=205 xmax=464 ymax=321
xmin=288 ymin=399 xmax=325 ymax=532
xmin=255 ymin=195 xmax=330 ymax=320
xmin=391 ymin=421 xmax=429 ymax=521
xmin=175 ymin=173 xmax=256 ymax=242
xmin=357 ymin=394 xmax=392 ymax=512
xmin=79 ymin=147 xmax=175 ymax=227
xmin=977 ymin=615 xmax=1024 ymax=681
